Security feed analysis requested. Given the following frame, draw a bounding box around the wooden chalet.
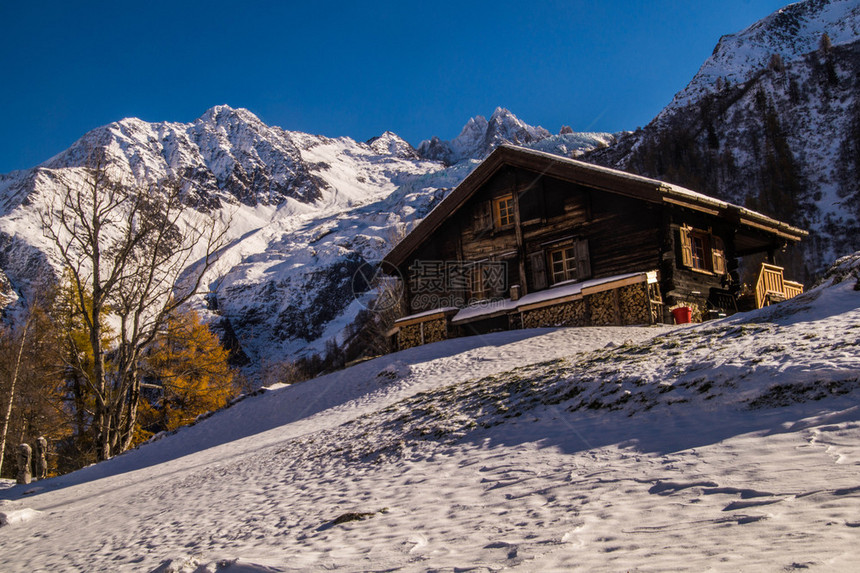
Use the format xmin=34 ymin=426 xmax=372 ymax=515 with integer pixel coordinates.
xmin=383 ymin=145 xmax=807 ymax=350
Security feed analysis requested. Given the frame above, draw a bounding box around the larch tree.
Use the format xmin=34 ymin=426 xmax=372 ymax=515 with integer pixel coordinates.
xmin=135 ymin=307 xmax=237 ymax=444
xmin=39 ymin=149 xmax=230 ymax=460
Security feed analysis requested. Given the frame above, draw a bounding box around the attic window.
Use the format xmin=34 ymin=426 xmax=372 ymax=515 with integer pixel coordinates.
xmin=494 ymin=194 xmax=514 ymax=227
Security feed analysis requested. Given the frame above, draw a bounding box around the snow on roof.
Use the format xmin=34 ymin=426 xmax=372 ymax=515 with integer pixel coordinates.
xmin=394 ymin=306 xmax=460 ymax=325
xmin=451 ymin=299 xmax=518 ymax=324
xmin=516 ymin=272 xmax=648 ymax=308
xmin=452 ymin=272 xmax=650 ymax=325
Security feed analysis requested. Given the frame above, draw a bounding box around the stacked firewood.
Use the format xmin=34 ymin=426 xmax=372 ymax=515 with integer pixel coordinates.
xmin=397 ymin=324 xmax=424 ymax=349
xmin=618 ymin=284 xmax=651 ymax=325
xmin=588 ymin=290 xmax=618 ymax=326
xmin=521 ymin=300 xmax=587 ymax=328
xmin=422 ymin=318 xmax=447 ymax=343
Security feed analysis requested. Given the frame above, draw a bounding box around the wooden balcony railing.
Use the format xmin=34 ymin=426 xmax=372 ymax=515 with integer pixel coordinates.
xmin=755 ymin=263 xmax=804 ymax=309
xmin=784 ymin=280 xmax=804 ymax=300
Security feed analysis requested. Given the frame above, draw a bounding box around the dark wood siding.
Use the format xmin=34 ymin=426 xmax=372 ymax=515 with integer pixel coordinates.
xmin=398 ymin=163 xmax=744 ymax=317
xmin=586 ymin=192 xmax=661 ymax=278
xmin=519 ymin=175 xmax=661 ymax=288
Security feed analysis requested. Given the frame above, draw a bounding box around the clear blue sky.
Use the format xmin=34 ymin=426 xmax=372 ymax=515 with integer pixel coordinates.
xmin=1 ymin=0 xmax=790 ymax=174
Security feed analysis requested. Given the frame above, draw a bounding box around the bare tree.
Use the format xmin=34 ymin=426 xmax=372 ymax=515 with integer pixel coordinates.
xmin=39 ymin=150 xmax=230 ymax=460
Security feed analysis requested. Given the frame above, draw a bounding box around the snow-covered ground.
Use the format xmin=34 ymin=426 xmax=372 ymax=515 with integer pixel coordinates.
xmin=1 ymin=256 xmax=859 ymax=572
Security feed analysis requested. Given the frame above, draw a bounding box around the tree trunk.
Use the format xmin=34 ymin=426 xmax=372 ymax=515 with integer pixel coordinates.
xmin=0 ymin=315 xmax=31 ymax=477
xmin=97 ymin=408 xmax=111 ymax=461
xmin=119 ymin=370 xmax=141 ymax=453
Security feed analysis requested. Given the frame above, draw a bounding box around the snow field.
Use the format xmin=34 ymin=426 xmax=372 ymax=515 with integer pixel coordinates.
xmin=0 ymin=264 xmax=859 ymax=571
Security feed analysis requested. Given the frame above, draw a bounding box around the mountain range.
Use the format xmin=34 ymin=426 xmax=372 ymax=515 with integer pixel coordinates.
xmin=0 ymin=0 xmax=858 ymax=371
xmin=0 ymin=105 xmax=611 ymax=369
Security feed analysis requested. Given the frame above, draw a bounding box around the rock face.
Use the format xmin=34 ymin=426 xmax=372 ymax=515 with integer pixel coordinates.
xmin=417 ymin=107 xmax=613 ymax=165
xmin=0 ymin=106 xmax=609 ymax=373
xmin=36 ymin=105 xmax=330 ymax=208
xmin=664 ymin=0 xmax=860 ymax=114
xmin=586 ymin=0 xmax=860 ymax=282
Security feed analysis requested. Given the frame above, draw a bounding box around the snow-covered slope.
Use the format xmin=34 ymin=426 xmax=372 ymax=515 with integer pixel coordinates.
xmin=1 ymin=252 xmax=858 ymax=572
xmin=667 ymin=0 xmax=860 ymax=113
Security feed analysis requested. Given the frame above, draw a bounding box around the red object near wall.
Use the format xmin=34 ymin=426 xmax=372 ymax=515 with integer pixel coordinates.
xmin=671 ymin=307 xmax=692 ymax=324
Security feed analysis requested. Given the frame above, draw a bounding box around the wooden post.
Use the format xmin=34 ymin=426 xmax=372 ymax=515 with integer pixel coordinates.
xmin=34 ymin=436 xmax=47 ymax=480
xmin=512 ymin=173 xmax=528 ymax=295
xmin=16 ymin=443 xmax=31 ymax=485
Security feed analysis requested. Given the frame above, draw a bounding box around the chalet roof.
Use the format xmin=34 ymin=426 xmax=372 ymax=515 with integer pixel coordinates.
xmin=384 ymin=145 xmax=808 ymax=268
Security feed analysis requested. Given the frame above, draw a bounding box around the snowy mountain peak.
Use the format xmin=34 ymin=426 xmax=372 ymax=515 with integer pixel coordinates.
xmin=365 ymin=131 xmax=418 ymax=158
xmin=197 ymin=104 xmax=267 ymax=129
xmin=30 ymin=105 xmax=334 ymax=208
xmin=417 ymin=107 xmax=552 ymax=165
xmin=668 ymin=0 xmax=860 ymax=110
xmin=483 ymin=106 xmax=552 ymax=146
xmin=488 ymin=106 xmax=521 ymax=126
xmin=458 ymin=114 xmax=489 ymax=139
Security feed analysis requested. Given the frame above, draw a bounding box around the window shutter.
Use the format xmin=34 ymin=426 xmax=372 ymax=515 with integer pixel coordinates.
xmin=574 ymin=239 xmax=591 ymax=279
xmin=466 ymin=263 xmax=483 ymax=300
xmin=476 ymin=201 xmax=492 ymax=231
xmin=679 ymin=225 xmax=693 ymax=268
xmin=529 ymin=251 xmax=547 ymax=291
xmin=711 ymin=235 xmax=726 ymax=275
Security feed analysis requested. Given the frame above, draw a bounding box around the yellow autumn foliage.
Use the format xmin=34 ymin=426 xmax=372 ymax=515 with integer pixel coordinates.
xmin=135 ymin=308 xmax=237 ymax=445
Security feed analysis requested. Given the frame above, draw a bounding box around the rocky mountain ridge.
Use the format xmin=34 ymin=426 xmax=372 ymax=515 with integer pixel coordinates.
xmin=416 ymin=106 xmax=615 ymax=165
xmin=664 ymin=0 xmax=860 ymax=115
